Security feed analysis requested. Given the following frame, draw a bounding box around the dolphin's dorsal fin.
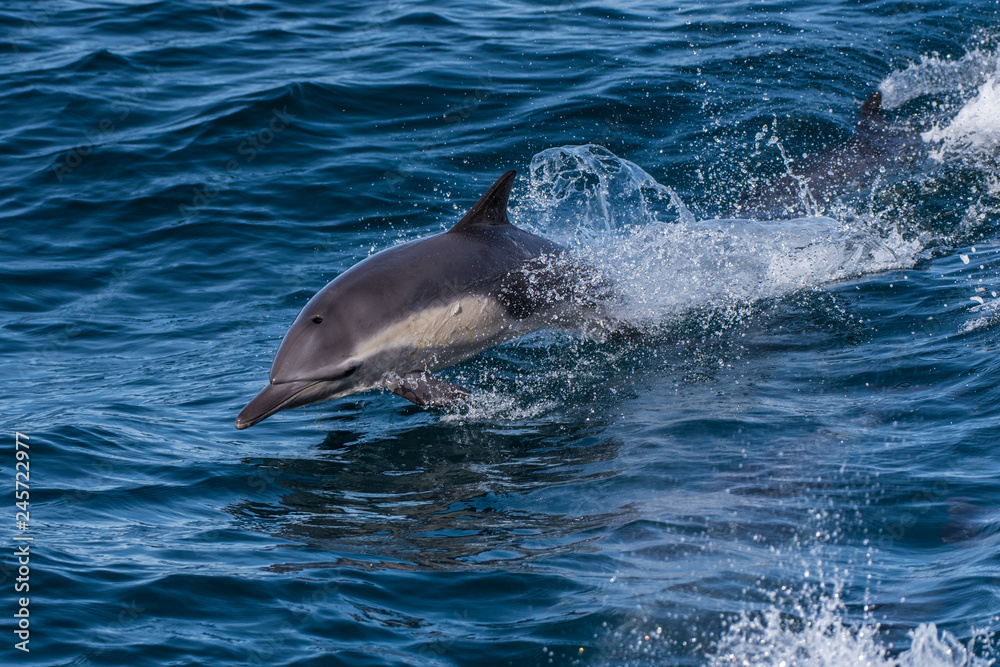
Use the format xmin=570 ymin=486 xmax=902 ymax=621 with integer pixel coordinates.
xmin=858 ymin=91 xmax=884 ymax=132
xmin=448 ymin=170 xmax=516 ymax=233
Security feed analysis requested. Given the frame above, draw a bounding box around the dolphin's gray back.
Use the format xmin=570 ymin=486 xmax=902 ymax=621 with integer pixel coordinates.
xmin=327 ymin=223 xmax=564 ymax=328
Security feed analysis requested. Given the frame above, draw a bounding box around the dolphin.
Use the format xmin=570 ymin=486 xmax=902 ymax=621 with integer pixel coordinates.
xmin=236 ymin=170 xmax=609 ymax=429
xmin=735 ymin=91 xmax=923 ymax=217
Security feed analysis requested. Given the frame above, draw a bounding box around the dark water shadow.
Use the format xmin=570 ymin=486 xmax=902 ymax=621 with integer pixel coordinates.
xmin=227 ymin=420 xmax=628 ymax=572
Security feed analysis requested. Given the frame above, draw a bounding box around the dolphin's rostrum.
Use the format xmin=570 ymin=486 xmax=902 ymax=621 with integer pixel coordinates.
xmin=236 ymin=170 xmax=605 ymax=429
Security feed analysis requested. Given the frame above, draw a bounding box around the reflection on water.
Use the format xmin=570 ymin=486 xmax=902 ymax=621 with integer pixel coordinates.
xmin=230 ymin=422 xmax=626 ymax=570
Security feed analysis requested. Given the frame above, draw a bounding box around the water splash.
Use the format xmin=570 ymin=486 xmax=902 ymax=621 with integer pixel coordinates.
xmin=588 ymin=216 xmax=918 ymax=324
xmin=516 ymin=145 xmax=924 ymax=327
xmin=923 ymin=74 xmax=1000 ymax=192
xmin=880 ymin=34 xmax=1000 ymax=197
xmin=879 ymin=33 xmax=1000 ymax=110
xmin=961 ymin=294 xmax=1000 ymax=334
xmin=515 ymin=144 xmax=694 ymax=244
xmin=710 ymin=593 xmax=996 ymax=667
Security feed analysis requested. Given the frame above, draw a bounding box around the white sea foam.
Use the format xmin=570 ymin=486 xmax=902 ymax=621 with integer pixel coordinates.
xmin=599 ymin=580 xmax=996 ymax=667
xmin=879 ymin=35 xmax=1000 ymax=198
xmin=961 ymin=297 xmax=1000 ymax=334
xmin=923 ymin=73 xmax=1000 ymax=169
xmin=586 ymin=215 xmax=918 ymax=323
xmin=880 ymin=33 xmax=1000 ymax=109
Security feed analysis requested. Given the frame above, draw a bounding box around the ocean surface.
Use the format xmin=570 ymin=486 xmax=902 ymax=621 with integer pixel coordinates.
xmin=3 ymin=1 xmax=1000 ymax=665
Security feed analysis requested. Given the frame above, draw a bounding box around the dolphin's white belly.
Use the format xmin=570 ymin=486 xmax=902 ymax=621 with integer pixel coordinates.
xmin=352 ymin=294 xmax=532 ymax=375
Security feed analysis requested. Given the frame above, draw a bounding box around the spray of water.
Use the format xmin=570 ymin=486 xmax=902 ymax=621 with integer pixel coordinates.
xmin=514 ymin=144 xmax=924 ymax=331
xmin=880 ymin=32 xmax=1000 ymax=110
xmin=710 ymin=589 xmax=996 ymax=667
xmin=883 ymin=33 xmax=1000 ymax=199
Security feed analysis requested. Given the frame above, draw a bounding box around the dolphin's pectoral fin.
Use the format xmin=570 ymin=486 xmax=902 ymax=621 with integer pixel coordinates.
xmin=384 ymin=372 xmax=471 ymax=408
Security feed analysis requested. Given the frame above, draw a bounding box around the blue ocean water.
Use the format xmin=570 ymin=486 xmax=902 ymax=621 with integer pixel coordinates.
xmin=3 ymin=0 xmax=1000 ymax=664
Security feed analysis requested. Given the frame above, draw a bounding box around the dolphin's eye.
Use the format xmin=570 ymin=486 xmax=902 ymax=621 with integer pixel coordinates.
xmin=311 ymin=316 xmax=323 ymax=324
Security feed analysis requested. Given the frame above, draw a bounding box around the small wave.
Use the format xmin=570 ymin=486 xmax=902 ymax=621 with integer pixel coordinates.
xmin=880 ymin=33 xmax=1000 ymax=109
xmin=923 ymin=74 xmax=1000 ymax=174
xmin=961 ymin=297 xmax=1000 ymax=334
xmin=879 ymin=34 xmax=1000 ymax=206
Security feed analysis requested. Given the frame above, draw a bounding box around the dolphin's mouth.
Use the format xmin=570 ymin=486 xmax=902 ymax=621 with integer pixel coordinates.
xmin=235 ymin=362 xmax=364 ymax=429
xmin=234 ymin=380 xmax=321 ymax=430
